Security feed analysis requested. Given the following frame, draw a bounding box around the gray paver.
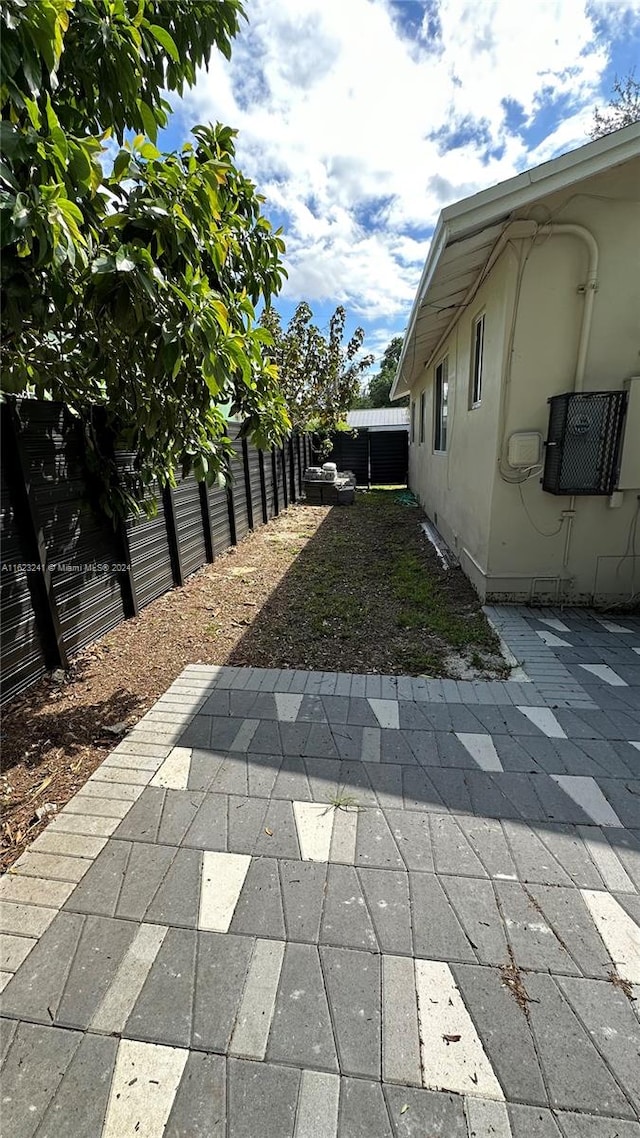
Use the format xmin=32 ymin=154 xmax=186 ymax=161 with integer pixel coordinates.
xmin=188 ymin=749 xmax=225 ymax=791
xmin=339 ymin=1077 xmax=393 ymax=1138
xmin=442 ymin=876 xmax=508 ymax=965
xmin=56 ymin=914 xmax=138 ymax=1029
xmin=495 ymin=881 xmax=579 ymax=975
xmin=210 ymin=754 xmax=249 ymax=795
xmin=183 ymin=792 xmax=228 ymax=850
xmin=267 ymin=942 xmax=338 ymax=1071
xmin=112 ymin=787 xmax=164 ymax=841
xmin=228 ymin=1059 xmax=300 ymax=1138
xmin=321 ymin=946 xmax=380 ymax=1078
xmin=254 ymin=798 xmax=300 ymax=858
xmin=227 ymin=794 xmax=269 ymax=852
xmin=502 ymin=822 xmax=572 ymax=885
xmin=320 ymin=864 xmax=377 ymax=951
xmin=452 ymin=963 xmax=547 ymax=1104
xmin=355 ymin=808 xmax=404 ymax=868
xmin=457 ymin=816 xmax=517 ymax=879
xmin=385 ymin=808 xmax=434 ymax=871
xmin=410 ymin=873 xmax=476 ymax=962
xmin=556 ymin=1115 xmax=640 ymax=1137
xmin=192 ymin=931 xmax=254 ymax=1052
xmin=294 ymin=1069 xmax=340 ymax=1138
xmin=0 ymin=1022 xmax=80 ymax=1138
xmin=145 ymin=847 xmax=202 ymax=928
xmin=1 ymin=911 xmax=84 ymax=1024
xmin=382 ymin=954 xmax=421 ymax=1086
xmin=125 ymin=925 xmax=196 ymax=1047
xmin=0 ymin=1016 xmax=18 ymax=1064
xmin=535 ymin=824 xmax=605 ymax=889
xmin=280 ymin=859 xmax=327 ymax=943
xmin=430 ymin=814 xmax=488 ymax=877
xmin=557 ymin=975 xmax=640 ymax=1113
xmin=34 ymin=1031 xmax=118 ymax=1138
xmin=525 ymin=971 xmax=634 ymax=1116
xmin=385 ymin=1084 xmax=468 ymax=1136
xmin=115 ymin=841 xmax=176 ymax=920
xmin=508 ymin=1104 xmax=563 ymax=1136
xmin=358 ymin=867 xmax=412 ymax=954
xmin=230 ymin=857 xmax=286 ymax=940
xmin=157 ymin=789 xmax=204 ymax=845
xmin=163 ymin=1051 xmax=226 ymax=1138
xmin=527 ymin=884 xmax=612 ymax=978
xmin=64 ymin=839 xmax=131 ymax=916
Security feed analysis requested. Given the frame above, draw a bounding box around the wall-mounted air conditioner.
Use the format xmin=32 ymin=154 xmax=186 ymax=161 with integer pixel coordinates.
xmin=542 ymin=391 xmax=628 ymax=496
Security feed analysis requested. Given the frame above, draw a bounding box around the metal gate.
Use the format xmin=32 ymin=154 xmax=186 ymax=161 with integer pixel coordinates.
xmin=369 ymin=430 xmax=408 ymax=485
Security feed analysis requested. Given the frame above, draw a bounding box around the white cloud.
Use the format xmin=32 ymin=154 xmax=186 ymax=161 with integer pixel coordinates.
xmin=180 ymin=0 xmax=635 ymax=326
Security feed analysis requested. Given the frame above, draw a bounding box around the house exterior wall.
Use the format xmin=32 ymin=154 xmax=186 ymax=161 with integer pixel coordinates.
xmin=407 ymin=160 xmax=640 ymax=604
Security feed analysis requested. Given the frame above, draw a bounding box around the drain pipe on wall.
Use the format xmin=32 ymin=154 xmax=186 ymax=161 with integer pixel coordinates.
xmin=535 ymin=224 xmax=600 ymax=570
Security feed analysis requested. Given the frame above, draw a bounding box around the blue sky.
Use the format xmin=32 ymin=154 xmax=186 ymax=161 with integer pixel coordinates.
xmin=155 ymin=0 xmax=640 ymax=372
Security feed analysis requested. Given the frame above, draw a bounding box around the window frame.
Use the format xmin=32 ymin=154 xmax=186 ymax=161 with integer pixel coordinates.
xmin=433 ymin=356 xmax=449 ymax=453
xmin=410 ymin=398 xmax=415 ymax=443
xmin=419 ymin=391 xmax=426 ymax=444
xmin=470 ymin=312 xmax=485 ymax=408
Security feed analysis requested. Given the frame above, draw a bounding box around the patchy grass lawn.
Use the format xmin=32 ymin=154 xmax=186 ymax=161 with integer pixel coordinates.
xmin=1 ymin=490 xmax=505 ymax=871
xmin=228 ymin=490 xmax=505 ymax=677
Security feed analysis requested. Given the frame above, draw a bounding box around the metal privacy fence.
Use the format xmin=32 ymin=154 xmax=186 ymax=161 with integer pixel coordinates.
xmin=320 ymin=428 xmax=409 ymax=486
xmin=0 ymin=399 xmax=311 ymax=704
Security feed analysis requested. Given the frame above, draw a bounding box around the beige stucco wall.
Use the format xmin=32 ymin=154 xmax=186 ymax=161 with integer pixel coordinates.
xmin=408 ymin=158 xmax=640 ymax=603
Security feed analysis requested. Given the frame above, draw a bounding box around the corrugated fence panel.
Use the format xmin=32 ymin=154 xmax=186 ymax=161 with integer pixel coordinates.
xmin=246 ymin=444 xmax=265 ymax=528
xmin=369 ymin=430 xmax=409 ymax=485
xmin=264 ymin=450 xmax=276 ymax=519
xmin=126 ymin=491 xmax=174 ymax=610
xmin=275 ymin=446 xmax=286 ymax=512
xmin=173 ymin=474 xmax=207 ymax=579
xmin=0 ymin=463 xmax=47 ymax=700
xmin=229 ymin=431 xmax=250 ymax=542
xmin=18 ymin=402 xmax=126 ymax=655
xmin=208 ymin=483 xmax=232 ymax=555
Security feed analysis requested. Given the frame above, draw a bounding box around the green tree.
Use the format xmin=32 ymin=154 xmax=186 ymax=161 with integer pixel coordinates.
xmin=1 ymin=0 xmax=288 ymax=515
xmin=591 ymin=71 xmax=640 ymax=139
xmin=260 ymin=301 xmax=374 ymax=435
xmin=355 ymin=334 xmax=407 ymax=408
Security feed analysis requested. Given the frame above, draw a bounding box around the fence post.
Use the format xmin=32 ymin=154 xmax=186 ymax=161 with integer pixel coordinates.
xmin=1 ymin=401 xmax=69 ymax=669
xmin=162 ymin=484 xmax=184 ymax=585
xmin=296 ymin=434 xmax=302 ymax=494
xmin=226 ymin=465 xmax=237 ymax=545
xmin=281 ymin=446 xmax=289 ymax=510
xmin=258 ymin=450 xmax=268 ymax=523
xmin=199 ymin=482 xmax=215 ymax=562
xmin=242 ymin=438 xmax=254 ymax=531
xmin=116 ymin=518 xmax=139 ymax=618
xmin=288 ymin=438 xmax=296 ymax=502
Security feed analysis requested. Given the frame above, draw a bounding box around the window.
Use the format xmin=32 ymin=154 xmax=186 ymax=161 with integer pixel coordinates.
xmin=410 ymin=399 xmax=415 ymax=443
xmin=419 ymin=391 xmax=425 ymax=444
xmin=471 ymin=314 xmax=484 ymax=406
xmin=434 ymin=357 xmax=448 ymax=452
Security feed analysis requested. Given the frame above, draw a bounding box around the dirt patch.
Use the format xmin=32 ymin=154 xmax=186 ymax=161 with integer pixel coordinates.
xmin=1 ymin=491 xmax=504 ymax=870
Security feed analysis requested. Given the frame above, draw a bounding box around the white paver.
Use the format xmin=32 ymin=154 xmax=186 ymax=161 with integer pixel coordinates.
xmin=536 ymin=630 xmax=571 ymax=648
xmin=579 ymin=664 xmax=628 ymax=687
xmin=0 ymin=874 xmax=75 ymax=909
xmin=90 ymin=766 xmax=151 ymax=787
xmin=538 ymin=617 xmax=570 ymax=633
xmin=415 ymin=959 xmax=505 ymax=1100
xmin=64 ymin=795 xmax=133 ymax=818
xmin=150 ymin=747 xmax=192 ymax=790
xmin=91 ymin=923 xmax=168 ymax=1034
xmin=76 ymin=781 xmax=144 ymax=802
xmin=551 ymin=776 xmax=622 ymax=828
xmin=49 ymin=813 xmax=121 ymax=838
xmin=368 ymin=699 xmax=400 ymax=730
xmin=577 ymin=826 xmax=636 ymax=892
xmin=581 ymin=890 xmax=640 ymax=982
xmin=361 ymin=727 xmax=381 ymax=763
xmin=0 ymin=971 xmax=12 ymax=993
xmin=0 ymin=932 xmax=37 ymax=972
xmin=293 ymin=802 xmax=335 ymax=862
xmin=230 ymin=938 xmax=285 ymax=1060
xmin=8 ymin=851 xmax=92 ymax=883
xmin=294 ymin=1070 xmax=340 ymax=1138
xmin=0 ymin=901 xmax=58 ymax=938
xmin=594 ymin=617 xmax=634 ymax=634
xmin=274 ymin=693 xmax=304 ymax=722
xmin=198 ymin=851 xmax=251 ymax=932
xmin=631 ymin=742 xmax=640 ymax=753
xmin=30 ymin=830 xmax=107 ymax=859
xmin=455 ymin=733 xmax=504 ymax=772
xmin=230 ymin=719 xmax=259 ymax=752
xmin=516 ymin=706 xmax=567 ymax=739
xmin=102 ymin=1039 xmax=188 ymax=1138
xmin=329 ymin=808 xmax=358 ymax=864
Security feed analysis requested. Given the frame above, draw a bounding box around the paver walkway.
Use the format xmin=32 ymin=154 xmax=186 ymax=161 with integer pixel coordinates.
xmin=1 ymin=606 xmax=639 ymax=1137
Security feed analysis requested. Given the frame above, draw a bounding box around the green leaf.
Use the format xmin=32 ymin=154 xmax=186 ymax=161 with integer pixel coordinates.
xmin=136 ymin=100 xmax=158 ymax=144
xmin=148 ymin=24 xmax=179 ymax=63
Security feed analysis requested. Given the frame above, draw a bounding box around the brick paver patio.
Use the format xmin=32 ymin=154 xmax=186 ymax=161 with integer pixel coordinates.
xmin=1 ymin=606 xmax=639 ymax=1136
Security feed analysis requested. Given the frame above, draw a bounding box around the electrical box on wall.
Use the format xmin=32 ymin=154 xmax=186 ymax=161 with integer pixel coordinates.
xmin=542 ymin=391 xmax=628 ymax=496
xmin=507 ymin=432 xmax=542 ymax=468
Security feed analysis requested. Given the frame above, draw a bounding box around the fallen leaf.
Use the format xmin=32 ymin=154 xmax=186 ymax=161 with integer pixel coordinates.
xmin=265 ymin=827 xmax=273 ymax=836
xmin=400 ymin=1104 xmax=409 ymax=1115
xmin=443 ymin=1033 xmax=461 ymax=1044
xmin=29 ymin=775 xmax=53 ymax=802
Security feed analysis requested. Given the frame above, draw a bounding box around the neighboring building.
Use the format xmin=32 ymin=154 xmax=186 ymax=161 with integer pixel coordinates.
xmin=391 ymin=122 xmax=640 ymax=605
xmin=346 ymin=407 xmax=410 ymax=431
